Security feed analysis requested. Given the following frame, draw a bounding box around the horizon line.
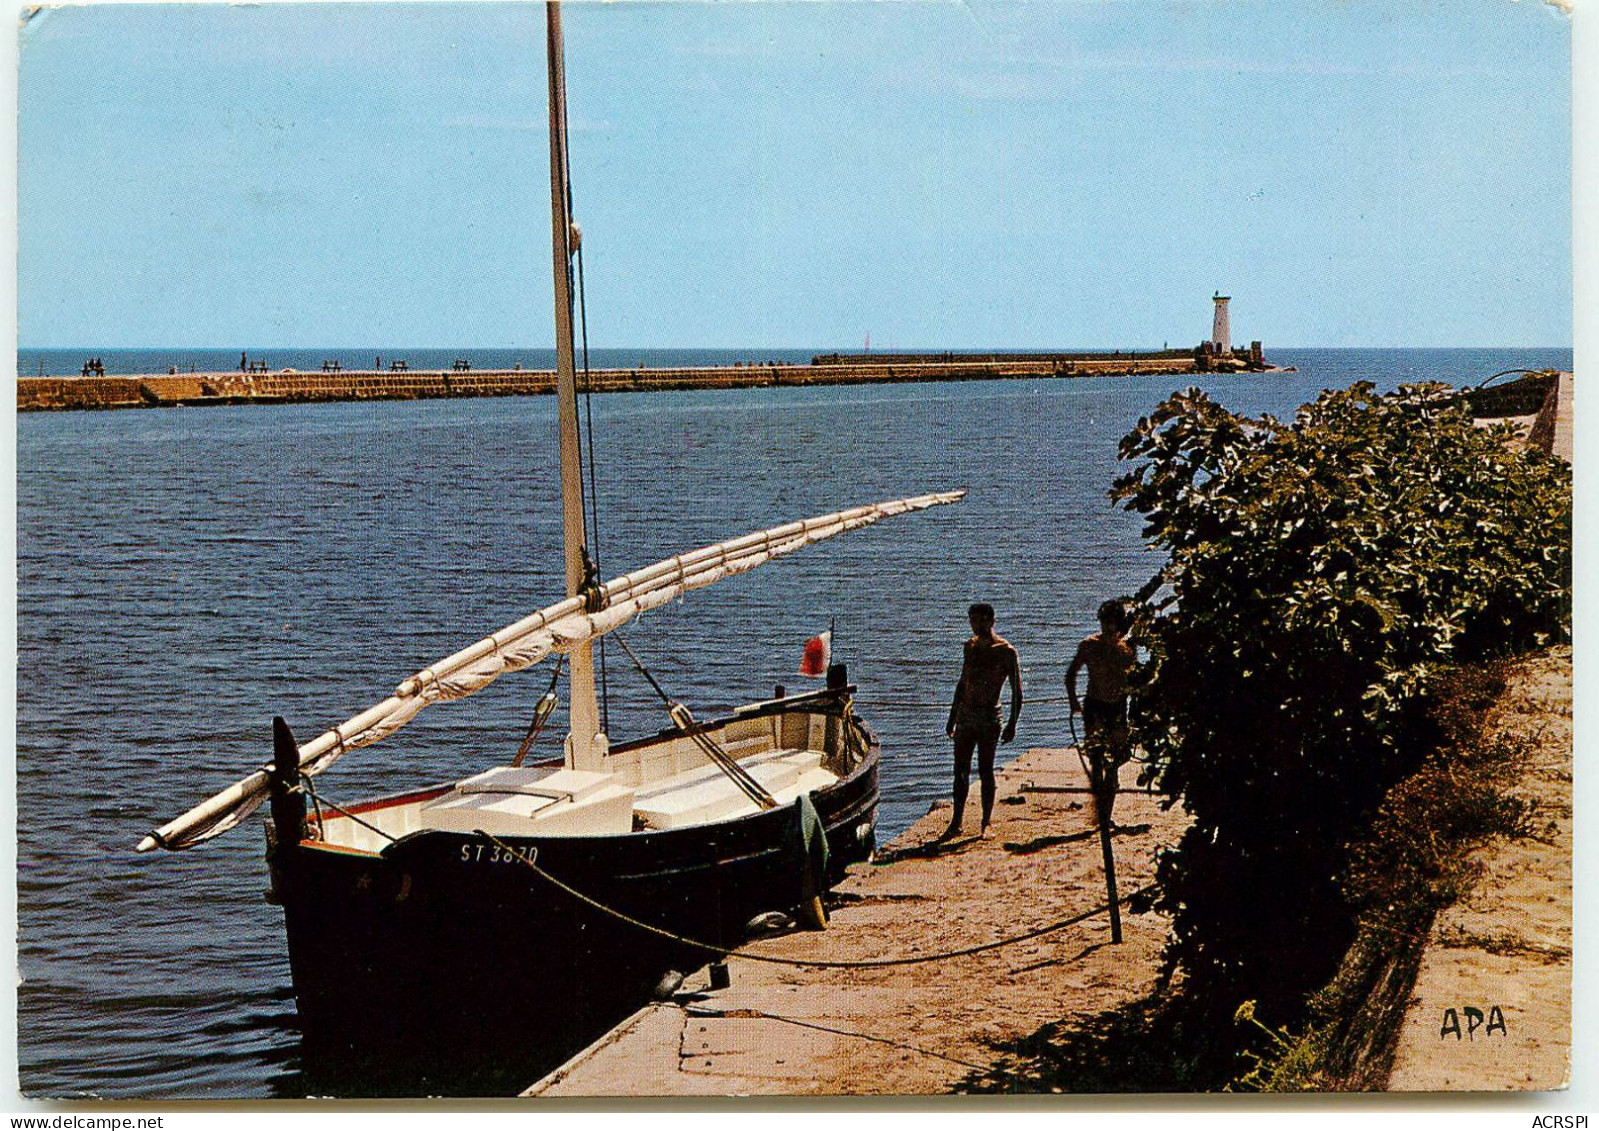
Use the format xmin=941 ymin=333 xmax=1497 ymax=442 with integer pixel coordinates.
xmin=14 ymin=343 xmax=1578 ymax=354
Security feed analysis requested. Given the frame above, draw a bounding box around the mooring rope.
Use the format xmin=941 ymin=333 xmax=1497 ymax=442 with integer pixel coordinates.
xmin=476 ymin=829 xmax=1150 ymax=970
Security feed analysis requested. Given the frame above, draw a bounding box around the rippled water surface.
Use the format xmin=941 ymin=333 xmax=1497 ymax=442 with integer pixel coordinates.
xmin=15 ymin=346 xmax=1570 ymax=1097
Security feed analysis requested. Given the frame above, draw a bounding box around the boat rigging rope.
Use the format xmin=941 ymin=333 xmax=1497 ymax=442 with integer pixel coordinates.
xmin=682 ymin=716 xmax=777 ymax=808
xmin=477 ymin=829 xmax=1150 ymax=970
xmin=299 ymin=780 xmax=397 ymax=845
xmin=301 ymin=773 xmax=326 ymax=837
xmin=573 ymin=240 xmax=610 ymax=734
xmin=556 ymin=48 xmax=609 ymax=735
xmin=513 ymin=655 xmax=567 ymax=768
xmin=295 ymin=652 xmax=572 ymax=836
xmin=609 ymin=631 xmax=777 ymax=810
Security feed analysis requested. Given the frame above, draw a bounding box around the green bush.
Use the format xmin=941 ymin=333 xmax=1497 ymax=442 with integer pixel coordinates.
xmin=1342 ymin=664 xmax=1532 ymax=919
xmin=1111 ymin=381 xmax=1569 ymax=1045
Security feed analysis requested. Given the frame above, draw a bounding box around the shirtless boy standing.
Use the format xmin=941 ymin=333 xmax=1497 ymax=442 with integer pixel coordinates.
xmin=1065 ymin=599 xmax=1136 ymax=769
xmin=944 ymin=602 xmax=1023 ymax=840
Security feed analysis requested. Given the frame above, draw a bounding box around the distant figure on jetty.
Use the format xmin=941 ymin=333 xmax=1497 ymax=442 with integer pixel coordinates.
xmin=1066 ymin=599 xmax=1136 ymax=797
xmin=943 ymin=602 xmax=1022 ymax=840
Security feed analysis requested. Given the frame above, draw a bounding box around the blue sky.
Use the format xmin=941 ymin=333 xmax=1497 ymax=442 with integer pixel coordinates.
xmin=15 ymin=0 xmax=1573 ymax=349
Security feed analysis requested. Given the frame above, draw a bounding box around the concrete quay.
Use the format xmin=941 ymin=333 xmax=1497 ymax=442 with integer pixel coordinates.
xmin=1469 ymin=370 xmax=1573 ymax=463
xmin=16 ymin=355 xmax=1211 ymax=413
xmin=525 ymin=747 xmax=1187 ymax=1097
xmin=1384 ymin=648 xmax=1572 ymax=1092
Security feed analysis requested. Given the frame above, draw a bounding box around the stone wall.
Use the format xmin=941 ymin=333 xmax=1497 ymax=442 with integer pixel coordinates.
xmin=19 ymin=377 xmax=148 ymax=411
xmin=18 ymin=355 xmax=1204 ymax=412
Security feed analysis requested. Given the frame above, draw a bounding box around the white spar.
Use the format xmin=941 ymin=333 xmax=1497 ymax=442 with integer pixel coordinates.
xmin=136 ymin=488 xmax=967 ymax=851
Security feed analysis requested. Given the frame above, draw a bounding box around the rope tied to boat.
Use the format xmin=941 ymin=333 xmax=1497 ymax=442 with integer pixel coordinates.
xmin=475 ymin=829 xmax=1151 ymax=970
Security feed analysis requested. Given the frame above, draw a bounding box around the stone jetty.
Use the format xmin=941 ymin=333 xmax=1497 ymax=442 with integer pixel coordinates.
xmin=16 ymin=352 xmax=1241 ymax=413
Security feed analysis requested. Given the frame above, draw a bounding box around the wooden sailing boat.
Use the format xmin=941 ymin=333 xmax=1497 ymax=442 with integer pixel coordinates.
xmin=136 ymin=2 xmax=963 ymax=1089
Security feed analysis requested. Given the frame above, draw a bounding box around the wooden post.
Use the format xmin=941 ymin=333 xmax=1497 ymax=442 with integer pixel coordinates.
xmin=1091 ymin=754 xmax=1123 ymax=944
xmin=546 ymin=0 xmax=603 ymax=770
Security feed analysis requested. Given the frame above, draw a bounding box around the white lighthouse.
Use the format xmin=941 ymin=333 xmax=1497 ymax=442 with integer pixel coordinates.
xmin=1211 ymin=293 xmax=1232 ymax=356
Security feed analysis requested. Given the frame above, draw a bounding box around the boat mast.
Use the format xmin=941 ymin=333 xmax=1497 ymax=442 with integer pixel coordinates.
xmin=546 ymin=0 xmax=604 ymax=770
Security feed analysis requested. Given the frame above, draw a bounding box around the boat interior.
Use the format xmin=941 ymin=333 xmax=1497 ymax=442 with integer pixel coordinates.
xmin=308 ymin=693 xmax=866 ymax=854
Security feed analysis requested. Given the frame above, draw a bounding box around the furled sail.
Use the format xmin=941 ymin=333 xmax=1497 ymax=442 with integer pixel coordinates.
xmin=136 ymin=489 xmax=965 ymax=852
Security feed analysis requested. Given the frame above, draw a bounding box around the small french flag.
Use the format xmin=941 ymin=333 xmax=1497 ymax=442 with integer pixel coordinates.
xmin=798 ymin=630 xmax=833 ymax=677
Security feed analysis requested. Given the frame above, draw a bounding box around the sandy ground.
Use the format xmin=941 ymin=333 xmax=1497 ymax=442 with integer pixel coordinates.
xmin=530 ymin=748 xmax=1187 ymax=1096
xmin=531 ymin=644 xmax=1573 ymax=1096
xmin=1385 ymin=646 xmax=1572 ymax=1091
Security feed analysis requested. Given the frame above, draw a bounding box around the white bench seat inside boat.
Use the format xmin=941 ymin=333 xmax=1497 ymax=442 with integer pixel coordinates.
xmin=633 ymin=748 xmax=827 ymax=830
xmin=612 ymin=724 xmax=785 ymax=787
xmin=792 ymin=766 xmax=838 ymax=795
xmin=419 ymin=766 xmax=636 ymax=836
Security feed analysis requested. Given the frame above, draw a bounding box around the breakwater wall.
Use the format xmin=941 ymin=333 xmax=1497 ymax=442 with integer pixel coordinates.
xmin=17 ymin=355 xmax=1203 ymax=413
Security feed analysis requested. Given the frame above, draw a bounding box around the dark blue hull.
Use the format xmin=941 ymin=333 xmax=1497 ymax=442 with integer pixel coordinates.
xmin=275 ymin=718 xmax=878 ymax=1095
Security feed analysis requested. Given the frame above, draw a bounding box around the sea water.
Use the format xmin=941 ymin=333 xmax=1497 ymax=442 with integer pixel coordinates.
xmin=14 ymin=347 xmax=1571 ymax=1097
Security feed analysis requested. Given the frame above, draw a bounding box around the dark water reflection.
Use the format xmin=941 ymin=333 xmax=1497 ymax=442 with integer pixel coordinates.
xmin=15 ymin=348 xmax=1570 ymax=1097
